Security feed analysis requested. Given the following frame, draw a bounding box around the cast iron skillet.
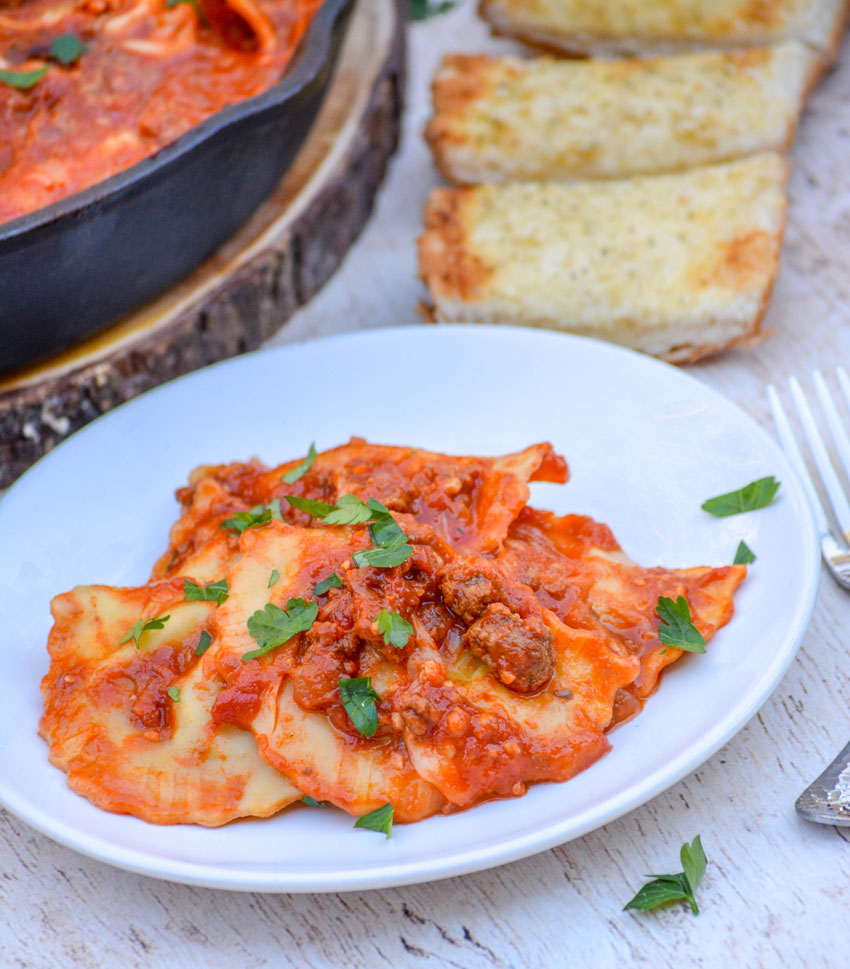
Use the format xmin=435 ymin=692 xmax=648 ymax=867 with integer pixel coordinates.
xmin=0 ymin=0 xmax=353 ymax=375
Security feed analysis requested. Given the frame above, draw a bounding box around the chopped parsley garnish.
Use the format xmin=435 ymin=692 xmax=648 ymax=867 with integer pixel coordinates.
xmin=367 ymin=498 xmax=407 ymax=547
xmin=194 ymin=630 xmax=213 ymax=656
xmin=220 ymin=500 xmax=282 ymax=534
xmin=268 ymin=569 xmax=280 ymax=588
xmin=352 ymin=537 xmax=412 ymax=569
xmin=408 ymin=0 xmax=458 ymax=20
xmin=49 ymin=34 xmax=86 ymax=66
xmin=624 ymin=836 xmax=707 ymax=915
xmin=376 ymin=609 xmax=413 ymax=649
xmin=302 ymin=795 xmax=329 ymax=808
xmin=0 ymin=66 xmax=48 ymax=90
xmin=733 ymin=540 xmax=756 ymax=565
xmin=243 ymin=597 xmax=318 ymax=661
xmin=281 ymin=442 xmax=317 ymax=484
xmin=286 ymin=493 xmax=413 ymax=568
xmin=357 ymin=499 xmax=412 ymax=566
xmin=287 ymin=493 xmax=374 ymax=525
xmin=701 ymin=476 xmax=780 ymax=517
xmin=119 ymin=613 xmax=170 ymax=650
xmin=0 ymin=33 xmax=87 ymax=92
xmin=167 ymin=686 xmax=181 ymax=703
xmin=353 ymin=802 xmax=393 ymax=838
xmin=656 ymin=596 xmax=706 ymax=654
xmin=314 ymin=572 xmax=343 ymax=596
xmin=324 ymin=494 xmax=376 ymax=526
xmin=165 ymin=0 xmax=209 ymax=25
xmin=183 ymin=578 xmax=228 ymax=605
xmin=285 ymin=493 xmax=375 ymax=526
xmin=285 ymin=495 xmax=336 ymax=518
xmin=338 ymin=676 xmax=380 ymax=737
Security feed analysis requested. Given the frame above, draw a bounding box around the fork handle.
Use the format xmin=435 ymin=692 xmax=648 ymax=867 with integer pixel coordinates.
xmin=796 ymin=739 xmax=850 ymax=825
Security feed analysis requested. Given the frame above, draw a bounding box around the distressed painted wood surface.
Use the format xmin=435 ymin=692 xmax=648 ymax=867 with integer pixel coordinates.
xmin=2 ymin=4 xmax=849 ymax=966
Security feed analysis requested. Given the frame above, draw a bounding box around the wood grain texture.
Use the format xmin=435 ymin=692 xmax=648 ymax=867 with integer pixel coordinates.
xmin=2 ymin=4 xmax=849 ymax=967
xmin=0 ymin=0 xmax=404 ymax=489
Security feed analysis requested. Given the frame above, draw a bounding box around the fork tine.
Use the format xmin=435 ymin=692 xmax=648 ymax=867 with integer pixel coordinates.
xmin=767 ymin=384 xmax=830 ymax=537
xmin=813 ymin=370 xmax=850 ymax=485
xmin=836 ymin=365 xmax=850 ymax=417
xmin=789 ymin=376 xmax=850 ymax=539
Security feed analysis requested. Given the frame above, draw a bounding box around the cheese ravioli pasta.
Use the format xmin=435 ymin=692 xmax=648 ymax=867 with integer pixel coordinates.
xmin=40 ymin=439 xmax=745 ymax=826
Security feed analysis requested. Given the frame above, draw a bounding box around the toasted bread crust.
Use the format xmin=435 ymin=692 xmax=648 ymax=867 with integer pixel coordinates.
xmin=418 ymin=155 xmax=789 ymax=364
xmin=478 ymin=0 xmax=848 ymax=61
xmin=419 ymin=187 xmax=495 ymax=302
xmin=426 ymin=44 xmax=820 ymax=184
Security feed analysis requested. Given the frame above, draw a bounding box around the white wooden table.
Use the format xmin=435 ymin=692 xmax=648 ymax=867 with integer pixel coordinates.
xmin=3 ymin=5 xmax=849 ymax=965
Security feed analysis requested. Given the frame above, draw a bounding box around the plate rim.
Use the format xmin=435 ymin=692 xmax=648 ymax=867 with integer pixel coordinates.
xmin=0 ymin=324 xmax=820 ymax=892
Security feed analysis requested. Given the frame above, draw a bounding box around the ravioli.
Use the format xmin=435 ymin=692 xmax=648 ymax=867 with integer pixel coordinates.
xmin=155 ymin=439 xmax=568 ymax=579
xmin=41 ymin=439 xmax=745 ymax=827
xmin=209 ymin=522 xmax=448 ymax=821
xmin=500 ymin=508 xmax=746 ymax=705
xmin=40 ymin=579 xmax=300 ymax=826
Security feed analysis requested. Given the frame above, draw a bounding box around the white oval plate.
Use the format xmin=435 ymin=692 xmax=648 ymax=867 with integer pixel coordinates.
xmin=0 ymin=325 xmax=818 ymax=892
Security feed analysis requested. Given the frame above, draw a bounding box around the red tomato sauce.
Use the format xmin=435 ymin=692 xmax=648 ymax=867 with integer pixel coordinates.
xmin=0 ymin=0 xmax=322 ymax=223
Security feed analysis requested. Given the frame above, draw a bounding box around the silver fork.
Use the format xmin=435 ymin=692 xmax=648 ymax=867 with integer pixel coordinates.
xmin=768 ymin=367 xmax=850 ymax=826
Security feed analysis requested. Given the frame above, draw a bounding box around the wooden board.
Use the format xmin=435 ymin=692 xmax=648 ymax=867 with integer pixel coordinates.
xmin=0 ymin=0 xmax=405 ymax=489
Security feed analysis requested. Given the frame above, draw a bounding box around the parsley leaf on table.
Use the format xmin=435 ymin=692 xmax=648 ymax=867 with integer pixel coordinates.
xmin=243 ymin=598 xmax=318 ymax=661
xmin=183 ymin=578 xmax=228 ymax=605
xmin=302 ymin=795 xmax=329 ymax=808
xmin=338 ymin=676 xmax=380 ymax=737
xmin=624 ymin=835 xmax=707 ymax=915
xmin=701 ymin=477 xmax=780 ymax=517
xmin=120 ymin=614 xmax=170 ymax=650
xmin=376 ymin=609 xmax=413 ymax=649
xmin=354 ymin=802 xmax=393 ymax=838
xmin=680 ymin=834 xmax=707 ymax=897
xmin=656 ymin=596 xmax=706 ymax=654
xmin=281 ymin=442 xmax=317 ymax=484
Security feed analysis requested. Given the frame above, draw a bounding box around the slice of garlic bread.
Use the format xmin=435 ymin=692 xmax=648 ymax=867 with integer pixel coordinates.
xmin=479 ymin=0 xmax=848 ymax=62
xmin=427 ymin=45 xmax=818 ymax=184
xmin=417 ymin=153 xmax=788 ymax=363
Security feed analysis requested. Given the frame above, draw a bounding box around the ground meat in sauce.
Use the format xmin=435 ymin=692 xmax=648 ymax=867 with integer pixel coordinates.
xmin=438 ymin=560 xmax=508 ymax=625
xmin=464 ymin=603 xmax=555 ymax=694
xmin=289 ymin=622 xmax=359 ymax=710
